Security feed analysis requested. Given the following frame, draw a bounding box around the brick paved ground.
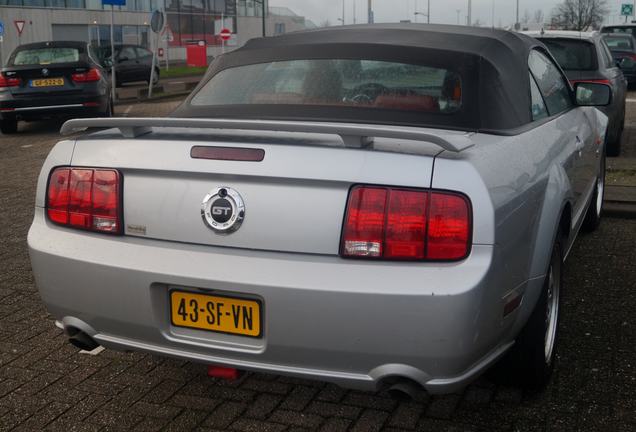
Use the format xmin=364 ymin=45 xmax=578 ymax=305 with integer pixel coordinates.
xmin=0 ymin=98 xmax=634 ymax=431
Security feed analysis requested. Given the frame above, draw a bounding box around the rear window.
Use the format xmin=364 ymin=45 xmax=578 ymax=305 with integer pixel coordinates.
xmin=12 ymin=47 xmax=81 ymax=66
xmin=604 ymin=36 xmax=634 ymax=50
xmin=540 ymin=39 xmax=596 ymax=71
xmin=602 ymin=27 xmax=636 ymax=36
xmin=190 ymin=59 xmax=462 ymax=114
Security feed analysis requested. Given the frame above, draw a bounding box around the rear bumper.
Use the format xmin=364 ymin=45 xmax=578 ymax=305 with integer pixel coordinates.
xmin=28 ymin=208 xmax=529 ymax=393
xmin=0 ymin=89 xmax=108 ymax=120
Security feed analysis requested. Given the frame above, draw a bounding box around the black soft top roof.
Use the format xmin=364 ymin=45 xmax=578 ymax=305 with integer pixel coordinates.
xmin=177 ymin=24 xmax=549 ymax=132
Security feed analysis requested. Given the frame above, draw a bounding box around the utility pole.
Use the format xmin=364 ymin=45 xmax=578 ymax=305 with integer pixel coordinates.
xmin=368 ymin=0 xmax=373 ymax=23
xmin=428 ymin=0 xmax=430 ymax=23
xmin=456 ymin=9 xmax=461 ymax=25
xmin=353 ymin=0 xmax=356 ymax=24
xmin=467 ymin=0 xmax=472 ymax=26
xmin=342 ymin=0 xmax=345 ymax=25
xmin=261 ymin=0 xmax=266 ymax=36
xmin=516 ymin=0 xmax=520 ymax=30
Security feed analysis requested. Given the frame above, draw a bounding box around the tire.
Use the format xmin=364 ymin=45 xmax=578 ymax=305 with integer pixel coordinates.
xmin=582 ymin=151 xmax=605 ymax=232
xmin=606 ymin=118 xmax=623 ymax=157
xmin=150 ymin=68 xmax=160 ymax=86
xmin=494 ymin=239 xmax=562 ymax=391
xmin=0 ymin=117 xmax=18 ymax=135
xmin=100 ymin=97 xmax=114 ymax=118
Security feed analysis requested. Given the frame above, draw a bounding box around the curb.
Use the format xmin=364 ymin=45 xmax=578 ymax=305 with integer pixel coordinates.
xmin=603 ymin=201 xmax=636 ymax=219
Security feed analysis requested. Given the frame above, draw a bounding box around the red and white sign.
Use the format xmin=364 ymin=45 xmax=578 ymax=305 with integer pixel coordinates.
xmin=14 ymin=20 xmax=25 ymax=36
xmin=158 ymin=48 xmax=164 ymax=57
xmin=220 ymin=28 xmax=232 ymax=41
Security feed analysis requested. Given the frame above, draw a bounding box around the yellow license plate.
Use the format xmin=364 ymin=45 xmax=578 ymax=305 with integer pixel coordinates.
xmin=31 ymin=78 xmax=64 ymax=87
xmin=170 ymin=291 xmax=262 ymax=337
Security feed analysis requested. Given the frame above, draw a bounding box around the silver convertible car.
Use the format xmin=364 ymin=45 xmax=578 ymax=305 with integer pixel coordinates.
xmin=29 ymin=25 xmax=610 ymax=395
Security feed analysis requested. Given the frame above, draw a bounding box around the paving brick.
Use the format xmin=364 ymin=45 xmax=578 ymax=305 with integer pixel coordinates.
xmin=279 ymin=385 xmax=319 ymax=411
xmin=425 ymin=394 xmax=462 ymax=420
xmin=350 ymin=408 xmax=389 ymax=432
xmin=244 ymin=393 xmax=282 ymax=419
xmin=268 ymin=409 xmax=324 ymax=428
xmin=231 ymin=418 xmax=288 ymax=432
xmin=319 ymin=417 xmax=352 ymax=432
xmin=168 ymin=394 xmax=222 ymax=412
xmin=163 ymin=409 xmax=208 ymax=431
xmin=387 ymin=401 xmax=424 ymax=429
xmin=202 ymin=401 xmax=247 ymax=429
xmin=306 ymin=400 xmax=362 ymax=420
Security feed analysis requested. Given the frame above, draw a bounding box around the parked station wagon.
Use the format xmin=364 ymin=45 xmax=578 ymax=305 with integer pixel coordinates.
xmin=29 ymin=25 xmax=610 ymax=396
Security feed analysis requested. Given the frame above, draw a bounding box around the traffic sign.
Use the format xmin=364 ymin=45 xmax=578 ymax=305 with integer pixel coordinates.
xmin=0 ymin=21 xmax=4 ymax=37
xmin=621 ymin=4 xmax=634 ymax=16
xmin=220 ymin=28 xmax=232 ymax=41
xmin=102 ymin=0 xmax=126 ymax=5
xmin=14 ymin=20 xmax=25 ymax=36
xmin=150 ymin=9 xmax=164 ymax=33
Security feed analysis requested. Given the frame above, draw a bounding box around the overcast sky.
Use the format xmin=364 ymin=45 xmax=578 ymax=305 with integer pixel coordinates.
xmin=270 ymin=0 xmax=633 ymax=28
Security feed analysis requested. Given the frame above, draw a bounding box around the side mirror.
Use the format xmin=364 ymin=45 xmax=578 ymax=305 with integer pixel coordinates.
xmin=103 ymin=59 xmax=113 ymax=68
xmin=619 ymin=57 xmax=635 ymax=69
xmin=574 ymin=82 xmax=611 ymax=107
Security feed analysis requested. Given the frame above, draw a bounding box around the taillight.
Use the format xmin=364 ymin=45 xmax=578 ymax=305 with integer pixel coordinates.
xmin=570 ymin=79 xmax=611 ymax=86
xmin=47 ymin=167 xmax=122 ymax=234
xmin=0 ymin=73 xmax=20 ymax=88
xmin=72 ymin=68 xmax=101 ymax=83
xmin=341 ymin=186 xmax=471 ymax=261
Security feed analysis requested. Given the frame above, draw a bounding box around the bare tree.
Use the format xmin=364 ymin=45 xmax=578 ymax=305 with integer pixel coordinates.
xmin=522 ymin=10 xmax=531 ymax=24
xmin=552 ymin=0 xmax=608 ymax=30
xmin=534 ymin=9 xmax=545 ymax=24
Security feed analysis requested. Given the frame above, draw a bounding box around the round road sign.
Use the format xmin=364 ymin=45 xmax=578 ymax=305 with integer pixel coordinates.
xmin=220 ymin=28 xmax=232 ymax=41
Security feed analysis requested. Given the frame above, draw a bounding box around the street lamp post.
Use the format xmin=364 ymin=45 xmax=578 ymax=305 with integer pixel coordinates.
xmin=414 ymin=0 xmax=430 ymax=23
xmin=342 ymin=0 xmax=346 ymax=25
xmin=467 ymin=0 xmax=472 ymax=26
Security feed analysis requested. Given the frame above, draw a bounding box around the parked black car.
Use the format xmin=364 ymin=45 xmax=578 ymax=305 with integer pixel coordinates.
xmin=524 ymin=31 xmax=627 ymax=156
xmin=91 ymin=44 xmax=159 ymax=86
xmin=0 ymin=41 xmax=112 ymax=135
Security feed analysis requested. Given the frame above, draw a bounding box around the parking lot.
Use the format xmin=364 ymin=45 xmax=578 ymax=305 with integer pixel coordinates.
xmin=0 ymin=96 xmax=634 ymax=432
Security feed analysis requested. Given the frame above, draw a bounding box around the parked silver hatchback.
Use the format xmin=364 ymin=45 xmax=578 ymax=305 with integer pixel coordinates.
xmin=29 ymin=25 xmax=610 ymax=395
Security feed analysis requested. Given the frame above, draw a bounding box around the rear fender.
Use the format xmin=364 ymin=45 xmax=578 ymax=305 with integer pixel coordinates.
xmin=518 ymin=163 xmax=572 ymax=329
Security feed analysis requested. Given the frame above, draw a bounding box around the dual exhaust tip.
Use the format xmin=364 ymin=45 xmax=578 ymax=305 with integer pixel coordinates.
xmin=65 ymin=326 xmax=100 ymax=352
xmin=62 ymin=325 xmax=426 ymax=401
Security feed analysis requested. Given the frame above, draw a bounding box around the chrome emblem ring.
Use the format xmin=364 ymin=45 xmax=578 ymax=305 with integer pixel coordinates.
xmin=201 ymin=187 xmax=245 ymax=234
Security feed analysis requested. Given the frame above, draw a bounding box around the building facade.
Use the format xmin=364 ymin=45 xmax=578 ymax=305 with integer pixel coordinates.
xmin=0 ymin=1 xmax=313 ymax=65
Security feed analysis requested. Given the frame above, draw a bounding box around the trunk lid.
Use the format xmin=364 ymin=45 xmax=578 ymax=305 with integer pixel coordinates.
xmin=70 ymin=128 xmax=444 ymax=255
xmin=2 ymin=63 xmax=95 ymax=97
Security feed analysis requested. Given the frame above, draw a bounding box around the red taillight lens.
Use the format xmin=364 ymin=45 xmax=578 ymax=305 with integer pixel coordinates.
xmin=341 ymin=186 xmax=471 ymax=261
xmin=342 ymin=187 xmax=387 ymax=257
xmin=570 ymin=79 xmax=611 ymax=86
xmin=72 ymin=68 xmax=101 ymax=83
xmin=427 ymin=192 xmax=471 ymax=260
xmin=0 ymin=73 xmax=20 ymax=88
xmin=47 ymin=167 xmax=121 ymax=234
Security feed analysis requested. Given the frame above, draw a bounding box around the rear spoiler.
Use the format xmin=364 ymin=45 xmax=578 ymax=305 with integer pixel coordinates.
xmin=60 ymin=117 xmax=474 ymax=153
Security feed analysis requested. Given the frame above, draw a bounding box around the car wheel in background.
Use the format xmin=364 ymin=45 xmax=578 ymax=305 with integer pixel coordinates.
xmin=493 ymin=239 xmax=562 ymax=391
xmin=151 ymin=68 xmax=160 ymax=86
xmin=606 ymin=120 xmax=623 ymax=157
xmin=0 ymin=117 xmax=18 ymax=135
xmin=582 ymin=151 xmax=606 ymax=232
xmin=101 ymin=97 xmax=114 ymax=118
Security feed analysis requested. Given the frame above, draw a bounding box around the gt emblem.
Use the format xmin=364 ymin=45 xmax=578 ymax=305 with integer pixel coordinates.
xmin=42 ymin=68 xmax=49 ymax=77
xmin=201 ymin=187 xmax=245 ymax=234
